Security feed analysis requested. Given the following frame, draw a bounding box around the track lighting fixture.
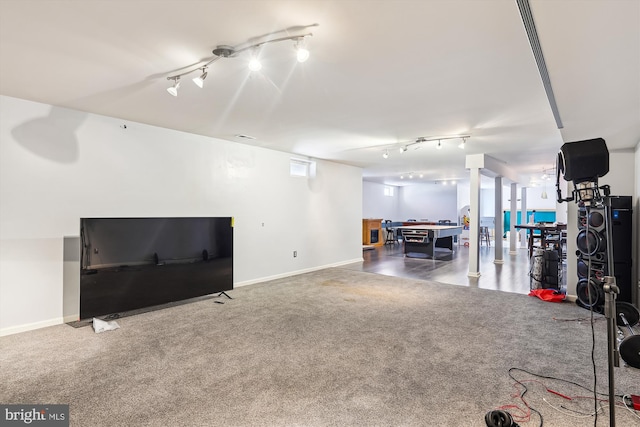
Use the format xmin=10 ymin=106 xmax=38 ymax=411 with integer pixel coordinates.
xmin=192 ymin=68 xmax=208 ymax=88
xmin=167 ymin=77 xmax=180 ymax=96
xmin=383 ymin=135 xmax=470 ymax=159
xmin=165 ymin=24 xmax=317 ymax=96
xmin=398 ymin=173 xmax=452 ymax=181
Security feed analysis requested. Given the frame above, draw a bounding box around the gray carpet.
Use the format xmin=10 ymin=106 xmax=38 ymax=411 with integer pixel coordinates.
xmin=1 ymin=268 xmax=639 ymax=426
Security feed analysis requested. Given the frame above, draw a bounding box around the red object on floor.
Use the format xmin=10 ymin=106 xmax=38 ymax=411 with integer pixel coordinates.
xmin=631 ymin=394 xmax=640 ymax=410
xmin=528 ymin=289 xmax=566 ymax=302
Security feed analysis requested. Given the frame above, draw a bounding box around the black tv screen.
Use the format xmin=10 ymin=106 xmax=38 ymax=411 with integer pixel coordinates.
xmin=80 ymin=217 xmax=233 ymax=320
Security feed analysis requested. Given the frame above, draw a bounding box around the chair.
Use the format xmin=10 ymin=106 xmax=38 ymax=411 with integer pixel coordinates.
xmin=438 ymin=219 xmax=452 ymax=225
xmin=480 ymin=226 xmax=491 ymax=246
xmin=384 ymin=220 xmax=396 ymax=245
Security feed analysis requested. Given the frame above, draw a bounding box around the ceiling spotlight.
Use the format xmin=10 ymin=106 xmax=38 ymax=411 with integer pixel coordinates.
xmin=436 ymin=140 xmax=442 ymax=150
xmin=166 ymin=77 xmax=180 ymax=96
xmin=248 ymin=55 xmax=262 ymax=71
xmin=458 ymin=137 xmax=466 ymax=149
xmin=400 ymin=175 xmax=404 ymax=179
xmin=400 ymin=146 xmax=408 ymax=154
xmin=409 ymin=173 xmax=413 ymax=179
xmin=542 ymin=172 xmax=549 ymax=180
xmin=294 ymin=38 xmax=310 ymax=63
xmin=192 ymin=67 xmax=208 ymax=88
xmin=419 ymin=174 xmax=424 ymax=178
xmin=451 ymin=180 xmax=456 ymax=185
xmin=383 ymin=150 xmax=389 ymax=159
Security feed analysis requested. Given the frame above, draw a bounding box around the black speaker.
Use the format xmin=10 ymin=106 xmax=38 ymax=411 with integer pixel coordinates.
xmin=577 ymin=206 xmax=607 ymax=262
xmin=558 ymin=138 xmax=609 ymax=184
xmin=610 ymin=196 xmax=633 ymax=304
xmin=577 ymin=258 xmax=605 ymax=280
xmin=575 ymin=196 xmax=634 ymax=309
xmin=577 ymin=278 xmax=604 ymax=310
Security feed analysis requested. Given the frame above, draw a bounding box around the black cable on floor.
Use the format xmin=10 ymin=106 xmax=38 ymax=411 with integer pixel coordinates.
xmin=507 ymin=368 xmax=544 ymax=427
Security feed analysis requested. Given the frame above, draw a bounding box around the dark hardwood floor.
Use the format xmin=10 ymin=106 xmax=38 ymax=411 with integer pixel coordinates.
xmin=342 ymin=240 xmax=565 ymax=296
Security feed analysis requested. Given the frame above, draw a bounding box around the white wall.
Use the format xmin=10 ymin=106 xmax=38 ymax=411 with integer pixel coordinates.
xmin=0 ymin=95 xmax=363 ymax=335
xmin=362 ymin=181 xmax=399 ymax=220
xmin=398 ymin=183 xmax=458 ymax=222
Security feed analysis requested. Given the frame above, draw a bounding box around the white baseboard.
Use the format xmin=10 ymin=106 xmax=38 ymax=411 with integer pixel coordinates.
xmin=0 ymin=317 xmax=64 ymax=337
xmin=235 ymin=258 xmax=364 ymax=287
xmin=64 ymin=314 xmax=80 ymax=323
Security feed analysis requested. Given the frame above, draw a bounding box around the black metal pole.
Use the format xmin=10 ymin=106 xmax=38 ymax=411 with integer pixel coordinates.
xmin=602 ymin=193 xmax=619 ymax=426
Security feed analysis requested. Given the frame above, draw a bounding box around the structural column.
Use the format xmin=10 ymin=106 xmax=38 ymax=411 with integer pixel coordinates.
xmin=509 ymin=182 xmax=518 ymax=255
xmin=494 ymin=176 xmax=504 ymax=264
xmin=520 ymin=187 xmax=527 ymax=249
xmin=468 ymin=167 xmax=481 ymax=277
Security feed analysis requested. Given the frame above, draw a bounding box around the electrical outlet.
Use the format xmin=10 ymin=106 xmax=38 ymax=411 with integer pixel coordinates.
xmin=94 ymin=248 xmax=99 ymax=254
xmin=293 ymin=251 xmax=297 ymax=258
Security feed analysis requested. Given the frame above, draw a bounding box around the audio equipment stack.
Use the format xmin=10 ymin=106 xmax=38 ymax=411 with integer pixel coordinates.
xmin=576 ymin=196 xmax=633 ymax=311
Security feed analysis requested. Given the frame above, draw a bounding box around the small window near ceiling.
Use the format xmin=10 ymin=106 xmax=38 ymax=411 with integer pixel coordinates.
xmin=384 ymin=186 xmax=394 ymax=197
xmin=290 ymin=158 xmax=314 ymax=177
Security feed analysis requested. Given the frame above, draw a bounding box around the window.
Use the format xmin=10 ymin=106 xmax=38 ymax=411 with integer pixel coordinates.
xmin=290 ymin=158 xmax=315 ymax=177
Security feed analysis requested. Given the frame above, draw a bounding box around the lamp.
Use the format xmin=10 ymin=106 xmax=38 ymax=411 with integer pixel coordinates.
xmin=192 ymin=68 xmax=208 ymax=88
xmin=399 ymin=146 xmax=408 ymax=154
xmin=248 ymin=54 xmax=262 ymax=72
xmin=294 ymin=37 xmax=310 ymax=63
xmin=458 ymin=137 xmax=467 ymax=149
xmin=436 ymin=140 xmax=442 ymax=149
xmin=383 ymin=150 xmax=389 ymax=159
xmin=165 ymin=24 xmax=317 ymax=95
xmin=166 ymin=77 xmax=180 ymax=96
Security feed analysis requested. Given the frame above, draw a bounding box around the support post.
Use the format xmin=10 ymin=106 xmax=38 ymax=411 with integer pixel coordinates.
xmin=509 ymin=183 xmax=517 ymax=255
xmin=468 ymin=167 xmax=481 ymax=277
xmin=494 ymin=176 xmax=504 ymax=264
xmin=520 ymin=187 xmax=527 ymax=249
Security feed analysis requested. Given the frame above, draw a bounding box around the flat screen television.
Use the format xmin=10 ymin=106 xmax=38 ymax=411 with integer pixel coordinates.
xmin=80 ymin=217 xmax=233 ymax=320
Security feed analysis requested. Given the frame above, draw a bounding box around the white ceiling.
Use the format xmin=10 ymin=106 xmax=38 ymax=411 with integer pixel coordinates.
xmin=1 ymin=0 xmax=638 ymax=188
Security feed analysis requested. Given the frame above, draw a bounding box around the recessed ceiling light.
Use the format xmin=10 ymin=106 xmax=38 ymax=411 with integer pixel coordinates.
xmin=235 ymin=134 xmax=256 ymax=140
